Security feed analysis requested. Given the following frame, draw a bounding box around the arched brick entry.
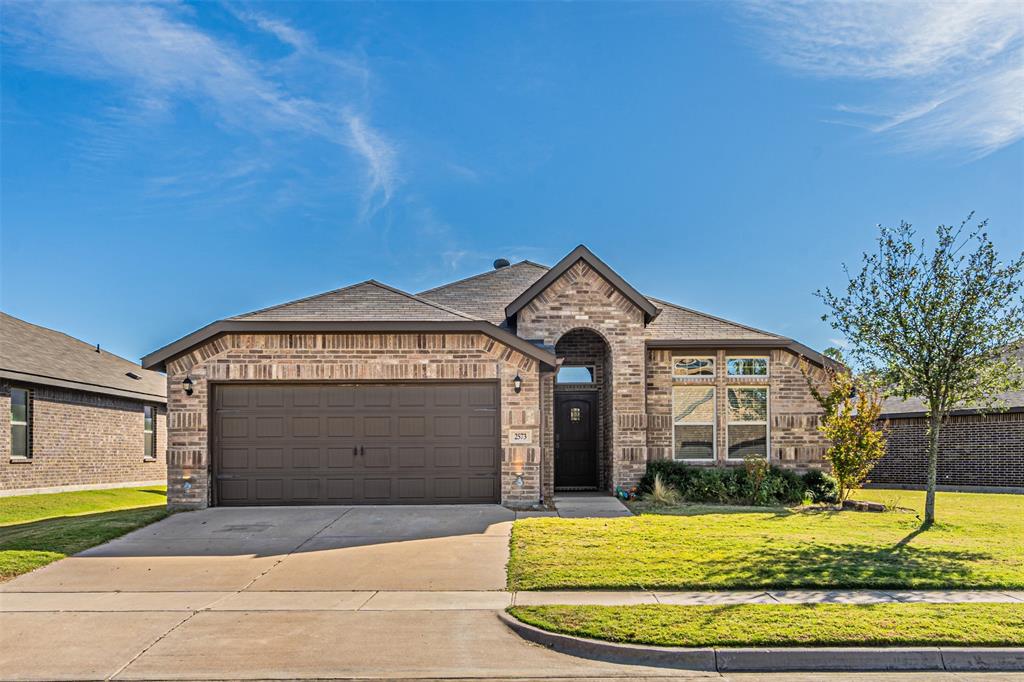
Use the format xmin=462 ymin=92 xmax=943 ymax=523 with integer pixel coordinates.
xmin=554 ymin=328 xmax=612 ymax=490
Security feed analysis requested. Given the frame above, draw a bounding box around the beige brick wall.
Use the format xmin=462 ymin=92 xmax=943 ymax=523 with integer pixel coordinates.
xmin=645 ymin=348 xmax=829 ymax=468
xmin=164 ymin=332 xmax=544 ymax=509
xmin=0 ymin=380 xmax=167 ymax=493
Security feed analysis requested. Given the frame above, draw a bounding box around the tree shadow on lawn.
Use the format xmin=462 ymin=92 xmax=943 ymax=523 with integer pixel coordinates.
xmin=695 ymin=523 xmax=993 ymax=589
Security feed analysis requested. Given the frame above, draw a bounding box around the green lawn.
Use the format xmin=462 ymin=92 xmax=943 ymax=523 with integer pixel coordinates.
xmin=509 ymin=603 xmax=1024 ymax=648
xmin=508 ymin=489 xmax=1024 ymax=590
xmin=0 ymin=486 xmax=169 ymax=580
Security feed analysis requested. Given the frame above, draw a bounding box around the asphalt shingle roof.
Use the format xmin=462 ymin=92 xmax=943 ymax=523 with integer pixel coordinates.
xmin=232 ymin=280 xmax=478 ymax=322
xmin=0 ymin=312 xmax=166 ymax=401
xmin=419 ymin=261 xmax=780 ymax=340
xmin=418 ymin=262 xmax=550 ymax=325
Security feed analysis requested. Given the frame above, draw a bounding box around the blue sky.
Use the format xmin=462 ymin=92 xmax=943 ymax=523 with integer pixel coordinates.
xmin=2 ymin=1 xmax=1022 ymax=364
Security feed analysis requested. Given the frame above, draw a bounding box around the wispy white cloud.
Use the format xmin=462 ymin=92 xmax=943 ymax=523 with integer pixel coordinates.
xmin=1 ymin=1 xmax=397 ymax=217
xmin=741 ymin=0 xmax=1024 ymax=158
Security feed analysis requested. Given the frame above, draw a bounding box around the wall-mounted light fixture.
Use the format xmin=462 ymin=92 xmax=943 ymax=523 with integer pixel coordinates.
xmin=514 ymin=472 xmax=525 ymax=488
xmin=182 ymin=375 xmax=194 ymax=396
xmin=513 ymin=373 xmax=522 ymax=394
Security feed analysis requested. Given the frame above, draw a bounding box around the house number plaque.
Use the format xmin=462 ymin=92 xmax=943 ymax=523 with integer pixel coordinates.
xmin=509 ymin=429 xmax=532 ymax=445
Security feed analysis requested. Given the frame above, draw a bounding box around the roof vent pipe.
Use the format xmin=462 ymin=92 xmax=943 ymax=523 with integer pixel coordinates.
xmin=95 ymin=344 xmax=100 ymax=353
xmin=493 ymin=258 xmax=511 ymax=270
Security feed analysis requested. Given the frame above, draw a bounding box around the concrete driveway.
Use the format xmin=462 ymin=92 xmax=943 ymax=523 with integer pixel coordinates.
xmin=0 ymin=505 xmax=706 ymax=680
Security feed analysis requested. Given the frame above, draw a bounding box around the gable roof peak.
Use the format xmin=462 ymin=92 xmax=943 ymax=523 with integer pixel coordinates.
xmin=504 ymin=244 xmax=660 ymax=324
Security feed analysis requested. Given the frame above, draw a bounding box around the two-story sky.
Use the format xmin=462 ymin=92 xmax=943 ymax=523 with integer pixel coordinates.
xmin=2 ymin=1 xmax=1022 ymax=363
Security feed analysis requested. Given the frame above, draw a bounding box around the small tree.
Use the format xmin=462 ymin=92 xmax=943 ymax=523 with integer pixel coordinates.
xmin=818 ymin=215 xmax=1024 ymax=523
xmin=802 ymin=363 xmax=887 ymax=503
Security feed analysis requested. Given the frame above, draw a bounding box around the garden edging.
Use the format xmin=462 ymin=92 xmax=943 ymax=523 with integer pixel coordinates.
xmin=497 ymin=611 xmax=1024 ymax=672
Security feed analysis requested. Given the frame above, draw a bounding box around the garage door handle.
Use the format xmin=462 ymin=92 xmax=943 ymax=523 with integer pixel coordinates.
xmin=354 ymin=446 xmax=358 ymax=458
xmin=360 ymin=445 xmax=365 ymax=457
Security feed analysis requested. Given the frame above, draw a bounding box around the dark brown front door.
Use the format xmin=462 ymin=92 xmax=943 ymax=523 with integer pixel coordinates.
xmin=212 ymin=382 xmax=500 ymax=505
xmin=555 ymin=392 xmax=598 ymax=489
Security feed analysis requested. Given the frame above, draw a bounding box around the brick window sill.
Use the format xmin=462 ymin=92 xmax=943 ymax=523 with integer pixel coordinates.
xmin=9 ymin=457 xmax=33 ymax=464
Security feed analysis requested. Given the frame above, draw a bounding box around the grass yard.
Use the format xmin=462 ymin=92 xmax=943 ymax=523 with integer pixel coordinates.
xmin=509 ymin=603 xmax=1024 ymax=648
xmin=0 ymin=486 xmax=169 ymax=580
xmin=508 ymin=489 xmax=1024 ymax=590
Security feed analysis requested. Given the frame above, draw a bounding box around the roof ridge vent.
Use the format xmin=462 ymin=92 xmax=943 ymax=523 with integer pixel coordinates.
xmin=493 ymin=258 xmax=510 ymax=270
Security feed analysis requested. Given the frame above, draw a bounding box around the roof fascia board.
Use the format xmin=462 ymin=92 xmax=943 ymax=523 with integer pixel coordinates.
xmin=504 ymin=245 xmax=660 ymax=323
xmin=142 ymin=320 xmax=557 ymax=372
xmin=0 ymin=369 xmax=167 ymax=403
xmin=645 ymin=338 xmax=841 ymax=370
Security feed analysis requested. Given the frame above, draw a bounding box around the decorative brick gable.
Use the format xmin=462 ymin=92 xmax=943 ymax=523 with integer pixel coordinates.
xmin=515 ymin=260 xmax=649 ymax=489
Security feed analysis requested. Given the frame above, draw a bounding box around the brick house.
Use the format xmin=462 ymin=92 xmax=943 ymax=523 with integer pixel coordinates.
xmin=872 ymin=354 xmax=1024 ymax=492
xmin=143 ymin=245 xmax=836 ymax=509
xmin=1 ymin=313 xmax=167 ymax=495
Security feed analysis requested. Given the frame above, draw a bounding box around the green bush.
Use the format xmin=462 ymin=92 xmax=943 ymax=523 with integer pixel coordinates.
xmin=803 ymin=469 xmax=840 ymax=504
xmin=640 ymin=460 xmax=807 ymax=507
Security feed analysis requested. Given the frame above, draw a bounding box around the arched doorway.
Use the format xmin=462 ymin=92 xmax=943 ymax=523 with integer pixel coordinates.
xmin=553 ymin=328 xmax=611 ymax=491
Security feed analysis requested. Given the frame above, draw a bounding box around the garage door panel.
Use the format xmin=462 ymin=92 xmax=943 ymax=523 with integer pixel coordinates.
xmin=255 ymin=448 xmax=284 ymax=469
xmin=327 ymin=447 xmax=355 ymax=468
xmin=213 ymin=383 xmax=500 ymax=505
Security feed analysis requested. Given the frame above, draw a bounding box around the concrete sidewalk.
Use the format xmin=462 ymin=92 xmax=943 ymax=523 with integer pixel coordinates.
xmin=3 ymin=588 xmax=1021 ymax=613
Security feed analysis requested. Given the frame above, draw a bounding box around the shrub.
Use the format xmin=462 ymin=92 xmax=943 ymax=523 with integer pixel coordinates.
xmin=640 ymin=460 xmax=807 ymax=507
xmin=803 ymin=469 xmax=840 ymax=504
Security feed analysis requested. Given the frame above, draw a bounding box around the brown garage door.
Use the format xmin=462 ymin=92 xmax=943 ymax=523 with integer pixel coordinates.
xmin=212 ymin=383 xmax=500 ymax=505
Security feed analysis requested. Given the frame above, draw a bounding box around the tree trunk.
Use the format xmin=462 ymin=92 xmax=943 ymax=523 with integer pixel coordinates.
xmin=924 ymin=413 xmax=941 ymax=524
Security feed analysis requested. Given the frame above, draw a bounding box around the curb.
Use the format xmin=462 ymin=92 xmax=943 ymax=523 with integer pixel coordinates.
xmin=497 ymin=612 xmax=1024 ymax=672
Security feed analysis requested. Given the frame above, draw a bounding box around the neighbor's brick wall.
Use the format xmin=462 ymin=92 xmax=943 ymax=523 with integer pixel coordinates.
xmin=645 ymin=348 xmax=829 ymax=469
xmin=872 ymin=412 xmax=1024 ymax=488
xmin=164 ymin=332 xmax=543 ymax=509
xmin=0 ymin=380 xmax=167 ymax=492
xmin=516 ymin=260 xmax=649 ymax=490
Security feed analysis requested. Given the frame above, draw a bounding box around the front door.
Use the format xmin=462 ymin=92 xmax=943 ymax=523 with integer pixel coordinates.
xmin=554 ymin=392 xmax=598 ymax=489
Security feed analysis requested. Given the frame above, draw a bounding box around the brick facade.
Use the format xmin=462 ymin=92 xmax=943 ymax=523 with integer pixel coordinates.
xmin=645 ymin=348 xmax=830 ymax=469
xmin=163 ymin=332 xmax=544 ymax=509
xmin=872 ymin=412 xmax=1024 ymax=489
xmin=516 ymin=260 xmax=650 ymax=489
xmin=0 ymin=380 xmax=167 ymax=494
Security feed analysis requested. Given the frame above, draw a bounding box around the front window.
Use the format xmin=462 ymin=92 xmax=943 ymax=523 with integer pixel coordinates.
xmin=672 ymin=385 xmax=715 ymax=460
xmin=556 ymin=365 xmax=595 ymax=384
xmin=727 ymin=387 xmax=768 ymax=459
xmin=143 ymin=405 xmax=156 ymax=460
xmin=673 ymin=356 xmax=715 ymax=380
xmin=727 ymin=357 xmax=769 ymax=377
xmin=10 ymin=387 xmax=30 ymax=459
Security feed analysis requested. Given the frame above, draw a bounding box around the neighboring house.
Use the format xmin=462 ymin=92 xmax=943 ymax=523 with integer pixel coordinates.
xmin=1 ymin=313 xmax=167 ymax=496
xmin=143 ymin=245 xmax=836 ymax=509
xmin=873 ymin=349 xmax=1024 ymax=491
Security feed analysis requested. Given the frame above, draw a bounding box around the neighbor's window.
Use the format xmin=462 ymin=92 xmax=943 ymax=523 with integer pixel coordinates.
xmin=672 ymin=356 xmax=715 ymax=380
xmin=143 ymin=405 xmax=156 ymax=460
xmin=727 ymin=387 xmax=768 ymax=459
xmin=727 ymin=357 xmax=769 ymax=377
xmin=672 ymin=385 xmax=715 ymax=460
xmin=556 ymin=365 xmax=595 ymax=384
xmin=10 ymin=387 xmax=30 ymax=459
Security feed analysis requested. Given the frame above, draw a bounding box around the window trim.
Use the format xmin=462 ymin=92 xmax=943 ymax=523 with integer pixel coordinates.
xmin=556 ymin=364 xmax=596 ymax=385
xmin=671 ymin=355 xmax=716 ymax=381
xmin=143 ymin=404 xmax=157 ymax=461
xmin=726 ymin=356 xmax=770 ymax=378
xmin=10 ymin=386 xmax=31 ymax=461
xmin=725 ymin=385 xmax=770 ymax=461
xmin=671 ymin=384 xmax=717 ymax=462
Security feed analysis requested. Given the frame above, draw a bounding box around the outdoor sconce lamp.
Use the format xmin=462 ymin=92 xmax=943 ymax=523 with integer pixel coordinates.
xmin=513 ymin=373 xmax=522 ymax=394
xmin=182 ymin=375 xmax=194 ymax=396
xmin=514 ymin=472 xmax=525 ymax=488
